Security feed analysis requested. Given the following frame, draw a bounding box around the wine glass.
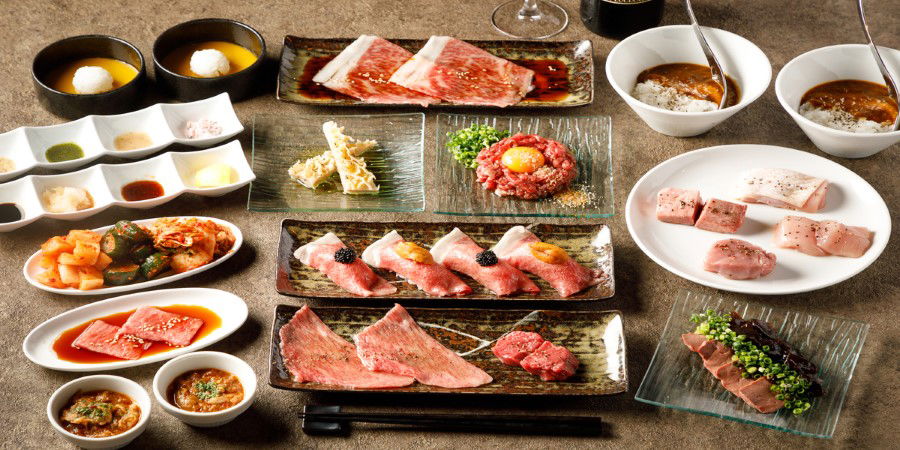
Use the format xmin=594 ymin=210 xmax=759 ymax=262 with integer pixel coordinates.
xmin=491 ymin=0 xmax=569 ymax=39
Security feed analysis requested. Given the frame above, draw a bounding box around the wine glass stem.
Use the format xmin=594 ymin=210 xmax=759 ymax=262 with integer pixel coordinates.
xmin=518 ymin=0 xmax=542 ymax=20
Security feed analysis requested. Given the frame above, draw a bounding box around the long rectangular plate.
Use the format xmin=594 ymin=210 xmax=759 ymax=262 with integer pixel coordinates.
xmin=276 ymin=220 xmax=614 ymax=301
xmin=269 ymin=304 xmax=628 ymax=396
xmin=277 ymin=36 xmax=594 ymax=108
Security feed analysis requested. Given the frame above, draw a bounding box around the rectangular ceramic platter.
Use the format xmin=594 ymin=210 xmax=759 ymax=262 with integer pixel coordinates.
xmin=276 ymin=220 xmax=614 ymax=301
xmin=248 ymin=113 xmax=425 ymax=213
xmin=635 ymin=290 xmax=869 ymax=438
xmin=433 ymin=114 xmax=613 ymax=218
xmin=277 ymin=36 xmax=593 ymax=108
xmin=269 ymin=304 xmax=627 ymax=395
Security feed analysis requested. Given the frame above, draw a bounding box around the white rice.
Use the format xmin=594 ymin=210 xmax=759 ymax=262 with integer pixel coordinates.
xmin=798 ymin=102 xmax=891 ymax=133
xmin=631 ymin=80 xmax=717 ymax=112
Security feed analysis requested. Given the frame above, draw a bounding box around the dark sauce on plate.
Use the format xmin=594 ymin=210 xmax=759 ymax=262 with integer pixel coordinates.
xmin=121 ymin=180 xmax=164 ymax=201
xmin=0 ymin=203 xmax=21 ymax=223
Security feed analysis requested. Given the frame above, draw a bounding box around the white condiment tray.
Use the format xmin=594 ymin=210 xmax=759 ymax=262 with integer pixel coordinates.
xmin=0 ymin=140 xmax=255 ymax=232
xmin=0 ymin=92 xmax=243 ymax=181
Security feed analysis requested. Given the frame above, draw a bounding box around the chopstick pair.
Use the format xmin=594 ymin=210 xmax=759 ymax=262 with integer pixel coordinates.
xmin=300 ymin=405 xmax=603 ymax=435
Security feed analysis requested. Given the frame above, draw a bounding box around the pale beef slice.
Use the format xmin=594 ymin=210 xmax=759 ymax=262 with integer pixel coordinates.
xmin=519 ymin=341 xmax=580 ymax=381
xmin=354 ymin=304 xmax=492 ymax=388
xmin=656 ymin=188 xmax=703 ymax=225
xmin=430 ymin=228 xmax=539 ymax=296
xmin=694 ymin=198 xmax=747 ymax=233
xmin=72 ymin=320 xmax=150 ymax=360
xmin=278 ymin=305 xmax=415 ymax=389
xmin=703 ymin=239 xmax=777 ymax=280
xmin=736 ymin=168 xmax=828 ymax=213
xmin=773 ymin=216 xmax=827 ymax=256
xmin=814 ymin=221 xmax=873 ymax=258
xmin=117 ymin=306 xmax=204 ymax=347
xmin=491 ymin=331 xmax=545 ymax=366
xmin=389 ymin=36 xmax=534 ymax=107
xmin=312 ymin=35 xmax=439 ymax=106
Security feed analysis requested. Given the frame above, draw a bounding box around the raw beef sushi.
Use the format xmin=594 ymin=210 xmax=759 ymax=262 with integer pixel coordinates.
xmin=354 ymin=304 xmax=492 ymax=388
xmin=492 ymin=226 xmax=603 ymax=297
xmin=72 ymin=320 xmax=150 ymax=360
xmin=278 ymin=305 xmax=415 ymax=389
xmin=117 ymin=306 xmax=204 ymax=347
xmin=491 ymin=331 xmax=545 ymax=366
xmin=703 ymin=239 xmax=777 ymax=280
xmin=735 ymin=168 xmax=828 ymax=213
xmin=519 ymin=341 xmax=580 ymax=382
xmin=389 ymin=36 xmax=534 ymax=107
xmin=430 ymin=228 xmax=539 ymax=296
xmin=772 ymin=216 xmax=827 ymax=256
xmin=294 ymin=233 xmax=397 ymax=297
xmin=694 ymin=198 xmax=747 ymax=234
xmin=361 ymin=230 xmax=472 ymax=297
xmin=312 ymin=35 xmax=439 ymax=106
xmin=773 ymin=216 xmax=873 ymax=258
xmin=656 ymin=188 xmax=703 ymax=225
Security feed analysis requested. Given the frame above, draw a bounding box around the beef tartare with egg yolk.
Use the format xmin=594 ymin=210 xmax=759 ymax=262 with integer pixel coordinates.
xmin=475 ymin=134 xmax=577 ymax=200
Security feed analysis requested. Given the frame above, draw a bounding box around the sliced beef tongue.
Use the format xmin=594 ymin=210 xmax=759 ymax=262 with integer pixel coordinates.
xmin=354 ymin=304 xmax=492 ymax=389
xmin=738 ymin=378 xmax=785 ymax=414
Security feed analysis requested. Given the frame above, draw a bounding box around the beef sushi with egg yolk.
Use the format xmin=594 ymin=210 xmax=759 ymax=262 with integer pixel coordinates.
xmin=361 ymin=230 xmax=472 ymax=297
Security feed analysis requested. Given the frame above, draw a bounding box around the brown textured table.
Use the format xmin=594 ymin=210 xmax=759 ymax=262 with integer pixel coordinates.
xmin=0 ymin=1 xmax=896 ymax=448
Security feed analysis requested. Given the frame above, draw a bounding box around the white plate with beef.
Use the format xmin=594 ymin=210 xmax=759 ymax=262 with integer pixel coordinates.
xmin=23 ymin=288 xmax=248 ymax=372
xmin=625 ymin=144 xmax=890 ymax=295
xmin=23 ymin=216 xmax=242 ymax=296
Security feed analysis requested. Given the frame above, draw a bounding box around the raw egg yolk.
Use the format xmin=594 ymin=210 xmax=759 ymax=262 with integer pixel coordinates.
xmin=501 ymin=146 xmax=545 ymax=173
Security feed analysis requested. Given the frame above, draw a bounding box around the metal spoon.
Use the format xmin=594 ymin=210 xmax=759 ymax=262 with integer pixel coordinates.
xmin=857 ymin=0 xmax=900 ymax=131
xmin=684 ymin=0 xmax=729 ymax=109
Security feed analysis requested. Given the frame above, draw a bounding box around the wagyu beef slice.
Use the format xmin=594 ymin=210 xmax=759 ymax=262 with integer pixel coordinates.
xmin=694 ymin=198 xmax=747 ymax=234
xmin=656 ymin=188 xmax=703 ymax=225
xmin=117 ymin=306 xmax=204 ymax=347
xmin=72 ymin=320 xmax=150 ymax=360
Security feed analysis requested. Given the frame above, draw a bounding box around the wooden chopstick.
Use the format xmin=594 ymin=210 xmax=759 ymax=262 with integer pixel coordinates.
xmin=299 ymin=411 xmax=603 ymax=435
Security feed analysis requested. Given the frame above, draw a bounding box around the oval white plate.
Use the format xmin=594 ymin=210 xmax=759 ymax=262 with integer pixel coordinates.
xmin=625 ymin=144 xmax=890 ymax=295
xmin=23 ymin=287 xmax=248 ymax=372
xmin=23 ymin=216 xmax=242 ymax=295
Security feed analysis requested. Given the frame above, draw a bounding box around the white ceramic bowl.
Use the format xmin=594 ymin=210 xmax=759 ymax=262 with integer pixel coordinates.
xmin=47 ymin=375 xmax=151 ymax=449
xmin=606 ymin=25 xmax=771 ymax=137
xmin=775 ymin=44 xmax=900 ymax=158
xmin=153 ymin=351 xmax=257 ymax=428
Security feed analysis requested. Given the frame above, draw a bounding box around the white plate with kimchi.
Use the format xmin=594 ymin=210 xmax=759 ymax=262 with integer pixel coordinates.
xmin=23 ymin=216 xmax=242 ymax=296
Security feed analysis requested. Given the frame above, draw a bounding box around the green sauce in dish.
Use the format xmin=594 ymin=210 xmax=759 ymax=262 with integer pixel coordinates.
xmin=45 ymin=142 xmax=84 ymax=162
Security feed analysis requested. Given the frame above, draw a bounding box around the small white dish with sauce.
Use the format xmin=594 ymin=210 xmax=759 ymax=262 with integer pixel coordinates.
xmin=0 ymin=92 xmax=242 ymax=182
xmin=0 ymin=140 xmax=254 ymax=232
xmin=776 ymin=44 xmax=900 ymax=158
xmin=606 ymin=25 xmax=771 ymax=137
xmin=153 ymin=351 xmax=258 ymax=428
xmin=47 ymin=375 xmax=152 ymax=449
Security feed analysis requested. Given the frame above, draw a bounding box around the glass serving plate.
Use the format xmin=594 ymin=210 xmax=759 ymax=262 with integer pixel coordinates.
xmin=432 ymin=114 xmax=613 ymax=218
xmin=248 ymin=113 xmax=425 ymax=212
xmin=635 ymin=289 xmax=869 ymax=438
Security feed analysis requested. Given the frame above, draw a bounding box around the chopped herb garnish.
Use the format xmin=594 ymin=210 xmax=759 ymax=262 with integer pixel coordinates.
xmin=75 ymin=401 xmax=111 ymax=419
xmin=193 ymin=381 xmax=220 ymax=401
xmin=446 ymin=124 xmax=510 ymax=169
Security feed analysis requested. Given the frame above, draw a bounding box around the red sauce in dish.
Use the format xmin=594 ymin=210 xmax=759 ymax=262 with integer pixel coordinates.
xmin=121 ymin=180 xmax=164 ymax=202
xmin=52 ymin=304 xmax=221 ymax=364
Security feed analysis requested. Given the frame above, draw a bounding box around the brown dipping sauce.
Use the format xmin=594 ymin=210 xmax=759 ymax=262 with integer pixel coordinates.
xmin=59 ymin=390 xmax=140 ymax=438
xmin=801 ymin=79 xmax=898 ymax=124
xmin=167 ymin=368 xmax=244 ymax=413
xmin=53 ymin=305 xmax=221 ymax=364
xmin=637 ymin=63 xmax=740 ymax=108
xmin=121 ymin=180 xmax=164 ymax=201
xmin=297 ymin=56 xmax=570 ymax=103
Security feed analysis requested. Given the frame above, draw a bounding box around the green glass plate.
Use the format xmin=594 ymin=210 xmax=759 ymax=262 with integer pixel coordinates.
xmin=433 ymin=114 xmax=614 ymax=218
xmin=635 ymin=289 xmax=869 ymax=438
xmin=247 ymin=113 xmax=425 ymax=212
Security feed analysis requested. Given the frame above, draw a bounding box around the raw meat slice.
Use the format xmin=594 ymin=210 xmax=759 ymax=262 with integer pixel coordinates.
xmin=738 ymin=377 xmax=785 ymax=414
xmin=354 ymin=304 xmax=492 ymax=388
xmin=492 ymin=331 xmax=545 ymax=366
xmin=278 ymin=305 xmax=415 ymax=389
xmin=702 ymin=340 xmax=734 ymax=371
xmin=117 ymin=306 xmax=204 ymax=347
xmin=492 ymin=226 xmax=603 ymax=297
xmin=361 ymin=230 xmax=472 ymax=297
xmin=519 ymin=341 xmax=580 ymax=381
xmin=680 ymin=332 xmax=708 ymax=352
xmin=815 ymin=220 xmax=873 ymax=258
xmin=703 ymin=239 xmax=777 ymax=280
xmin=430 ymin=228 xmax=539 ymax=296
xmin=715 ymin=362 xmax=754 ymax=395
xmin=389 ymin=36 xmax=534 ymax=107
xmin=694 ymin=198 xmax=747 ymax=234
xmin=72 ymin=320 xmax=150 ymax=360
xmin=773 ymin=216 xmax=827 ymax=256
xmin=294 ymin=233 xmax=396 ymax=297
xmin=312 ymin=35 xmax=439 ymax=106
xmin=656 ymin=188 xmax=703 ymax=225
xmin=735 ymin=168 xmax=828 ymax=213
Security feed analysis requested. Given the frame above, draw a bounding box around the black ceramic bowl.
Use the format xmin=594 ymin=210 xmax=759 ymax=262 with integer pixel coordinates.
xmin=153 ymin=18 xmax=266 ymax=102
xmin=32 ymin=35 xmax=146 ymax=119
